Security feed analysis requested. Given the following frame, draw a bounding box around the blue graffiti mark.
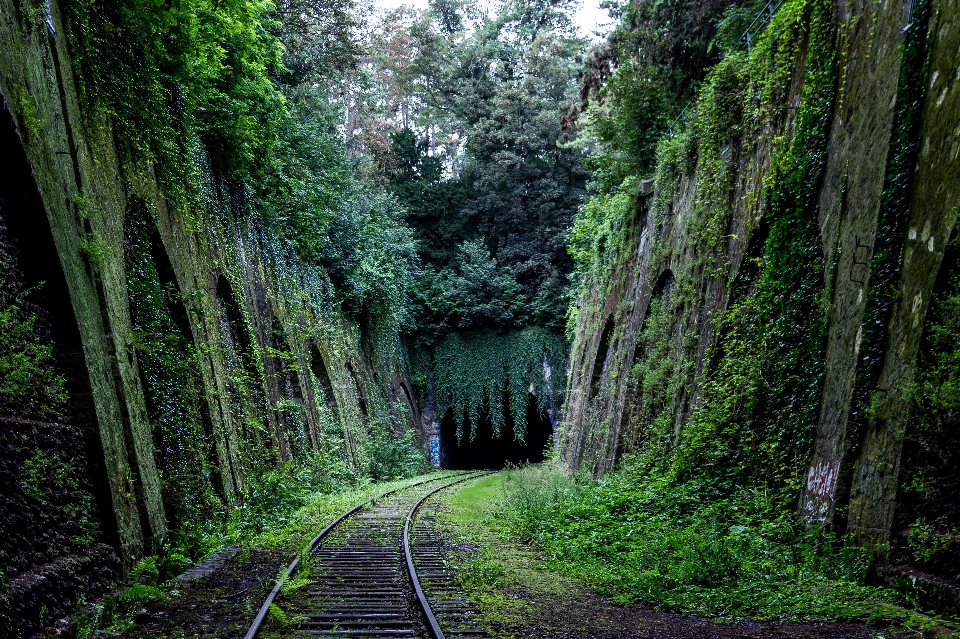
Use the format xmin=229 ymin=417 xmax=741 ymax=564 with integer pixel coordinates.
xmin=429 ymin=437 xmax=440 ymax=466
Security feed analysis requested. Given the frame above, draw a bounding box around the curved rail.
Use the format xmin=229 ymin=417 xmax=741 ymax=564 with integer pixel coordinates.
xmin=403 ymin=472 xmax=492 ymax=639
xmin=242 ymin=472 xmax=463 ymax=639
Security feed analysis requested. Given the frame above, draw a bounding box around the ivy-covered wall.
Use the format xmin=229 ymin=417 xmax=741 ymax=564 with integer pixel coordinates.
xmin=561 ymin=0 xmax=959 ymax=557
xmin=0 ymin=0 xmax=423 ymax=632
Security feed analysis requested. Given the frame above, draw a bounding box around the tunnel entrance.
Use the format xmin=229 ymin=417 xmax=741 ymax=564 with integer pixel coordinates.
xmin=439 ymin=394 xmax=553 ymax=469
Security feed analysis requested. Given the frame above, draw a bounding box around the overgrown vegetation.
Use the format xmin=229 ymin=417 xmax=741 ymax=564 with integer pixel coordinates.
xmin=498 ymin=464 xmax=946 ymax=627
xmin=355 ymin=0 xmax=587 ymax=434
xmin=550 ymin=0 xmax=958 ymax=626
xmin=426 ymin=328 xmax=566 ymax=440
xmin=49 ymin=0 xmax=431 ymax=594
xmin=568 ymin=0 xmax=838 ymax=491
xmin=897 ymin=238 xmax=960 ymax=580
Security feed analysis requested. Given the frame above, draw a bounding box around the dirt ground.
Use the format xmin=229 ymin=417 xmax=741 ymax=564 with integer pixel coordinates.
xmin=103 ymin=539 xmax=908 ymax=639
xmin=112 ymin=547 xmax=286 ymax=639
xmin=480 ymin=579 xmax=897 ymax=639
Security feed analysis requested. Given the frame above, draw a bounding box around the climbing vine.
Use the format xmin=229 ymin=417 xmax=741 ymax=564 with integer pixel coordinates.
xmin=849 ymin=0 xmax=933 ymax=437
xmin=569 ymin=0 xmax=838 ymax=506
xmin=674 ymin=0 xmax=837 ymax=502
xmin=899 ymin=237 xmax=960 ymax=577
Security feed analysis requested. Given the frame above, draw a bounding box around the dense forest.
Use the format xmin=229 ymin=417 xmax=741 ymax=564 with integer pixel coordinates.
xmin=0 ymin=0 xmax=958 ymax=634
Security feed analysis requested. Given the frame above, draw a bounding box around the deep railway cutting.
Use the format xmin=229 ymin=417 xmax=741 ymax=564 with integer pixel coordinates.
xmin=245 ymin=473 xmax=492 ymax=639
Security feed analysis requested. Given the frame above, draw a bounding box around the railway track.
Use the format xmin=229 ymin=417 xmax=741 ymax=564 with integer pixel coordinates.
xmin=245 ymin=472 xmax=491 ymax=639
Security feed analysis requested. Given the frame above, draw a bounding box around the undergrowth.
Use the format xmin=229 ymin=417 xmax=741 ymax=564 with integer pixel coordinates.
xmin=497 ymin=463 xmax=951 ymax=630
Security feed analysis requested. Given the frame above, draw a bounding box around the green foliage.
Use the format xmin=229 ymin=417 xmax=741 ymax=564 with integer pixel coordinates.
xmin=268 ymin=602 xmax=290 ymax=626
xmin=677 ymin=0 xmax=836 ymax=502
xmin=130 ymin=556 xmax=160 ymax=586
xmin=898 ymin=243 xmax=960 ymax=576
xmin=571 ymin=0 xmax=763 ymax=184
xmin=567 ymin=177 xmax=639 ymax=287
xmin=375 ymin=0 xmax=586 ymax=336
xmin=224 ymin=460 xmax=355 ymax=541
xmin=67 ymin=0 xmax=286 ymax=178
xmin=79 ymin=556 xmax=166 ymax=635
xmin=564 ymin=172 xmax=641 ymax=344
xmin=451 ymin=25 xmax=587 ymax=323
xmin=15 ymin=91 xmax=43 ymax=141
xmin=262 ymin=86 xmax=419 ymax=338
xmin=387 ymin=128 xmax=469 ymax=266
xmin=429 ymin=328 xmax=565 ymax=440
xmin=364 ymin=422 xmax=431 ymax=481
xmin=498 ymin=463 xmax=922 ymax=623
xmin=351 ymin=0 xmax=583 ymax=436
xmin=0 ymin=300 xmax=67 ymax=417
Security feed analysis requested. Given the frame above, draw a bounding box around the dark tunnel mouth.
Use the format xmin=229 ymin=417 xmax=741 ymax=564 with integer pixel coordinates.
xmin=438 ymin=393 xmax=553 ymax=470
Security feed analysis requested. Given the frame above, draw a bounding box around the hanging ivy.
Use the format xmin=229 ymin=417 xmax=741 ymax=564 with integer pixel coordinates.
xmin=429 ymin=328 xmax=566 ymax=442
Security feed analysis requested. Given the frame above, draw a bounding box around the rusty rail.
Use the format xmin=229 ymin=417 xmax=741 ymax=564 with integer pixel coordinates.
xmin=243 ymin=471 xmax=490 ymax=639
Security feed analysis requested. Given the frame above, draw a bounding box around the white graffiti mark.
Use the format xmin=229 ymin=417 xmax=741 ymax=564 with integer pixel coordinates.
xmin=806 ymin=459 xmax=841 ymax=502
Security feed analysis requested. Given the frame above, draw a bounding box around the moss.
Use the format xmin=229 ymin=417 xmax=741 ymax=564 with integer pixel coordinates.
xmin=688 ymin=0 xmax=838 ymax=498
xmin=567 ymin=0 xmax=838 ymax=501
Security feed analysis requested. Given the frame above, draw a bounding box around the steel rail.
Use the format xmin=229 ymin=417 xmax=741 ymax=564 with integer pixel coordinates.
xmin=403 ymin=472 xmax=492 ymax=639
xmin=242 ymin=472 xmax=466 ymax=639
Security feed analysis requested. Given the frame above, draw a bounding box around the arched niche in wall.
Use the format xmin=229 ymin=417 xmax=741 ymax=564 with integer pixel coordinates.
xmin=0 ymin=98 xmax=120 ymax=630
xmin=215 ymin=276 xmax=268 ymax=447
xmin=215 ymin=277 xmax=259 ymax=381
xmin=309 ymin=341 xmax=339 ymax=416
xmin=729 ymin=218 xmax=769 ymax=306
xmin=708 ymin=218 xmax=769 ymax=370
xmin=345 ymin=360 xmax=369 ymax=418
xmin=630 ymin=268 xmax=676 ymax=374
xmin=651 ymin=268 xmax=676 ymax=299
xmin=399 ymin=379 xmax=417 ymax=418
xmin=124 ymin=199 xmax=223 ymax=503
xmin=893 ymin=224 xmax=960 ymax=578
xmin=620 ymin=267 xmax=677 ymax=459
xmin=590 ymin=315 xmax=616 ymax=401
xmin=269 ymin=316 xmax=308 ymax=459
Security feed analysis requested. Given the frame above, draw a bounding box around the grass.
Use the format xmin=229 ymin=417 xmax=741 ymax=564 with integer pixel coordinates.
xmin=436 ymin=473 xmax=590 ymax=633
xmin=491 ymin=463 xmax=960 ymax=635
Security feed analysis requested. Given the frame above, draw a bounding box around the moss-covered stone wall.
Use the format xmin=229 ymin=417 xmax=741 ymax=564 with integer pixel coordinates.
xmin=561 ymin=0 xmax=959 ymax=553
xmin=0 ymin=0 xmax=421 ymax=632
